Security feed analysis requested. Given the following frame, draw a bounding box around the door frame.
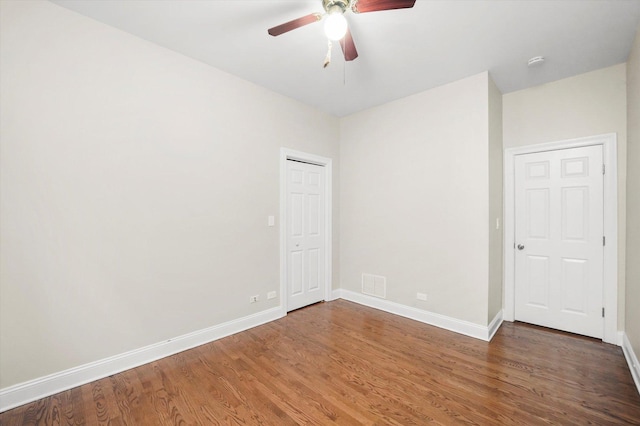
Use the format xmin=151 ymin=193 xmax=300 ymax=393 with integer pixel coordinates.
xmin=279 ymin=148 xmax=333 ymax=315
xmin=503 ymin=133 xmax=618 ymax=344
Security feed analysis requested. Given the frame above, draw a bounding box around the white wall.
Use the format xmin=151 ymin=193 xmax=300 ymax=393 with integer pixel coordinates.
xmin=488 ymin=77 xmax=503 ymax=322
xmin=626 ymin=26 xmax=640 ymax=359
xmin=340 ymin=72 xmax=498 ymax=326
xmin=503 ymin=64 xmax=628 ymax=330
xmin=0 ymin=0 xmax=340 ymax=388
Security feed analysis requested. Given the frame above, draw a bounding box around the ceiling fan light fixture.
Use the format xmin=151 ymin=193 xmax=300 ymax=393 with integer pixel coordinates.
xmin=324 ymin=10 xmax=348 ymax=41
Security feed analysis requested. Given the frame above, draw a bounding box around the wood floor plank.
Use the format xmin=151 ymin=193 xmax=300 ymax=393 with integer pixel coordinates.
xmin=2 ymin=300 xmax=639 ymax=425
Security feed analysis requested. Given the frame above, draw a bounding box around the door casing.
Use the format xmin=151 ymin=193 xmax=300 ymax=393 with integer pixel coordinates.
xmin=504 ymin=133 xmax=618 ymax=344
xmin=280 ymin=148 xmax=333 ymax=315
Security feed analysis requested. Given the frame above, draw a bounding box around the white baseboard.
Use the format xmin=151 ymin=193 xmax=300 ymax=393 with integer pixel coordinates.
xmin=328 ymin=287 xmax=342 ymax=301
xmin=487 ymin=309 xmax=504 ymax=341
xmin=333 ymin=289 xmax=502 ymax=342
xmin=621 ymin=332 xmax=640 ymax=395
xmin=0 ymin=307 xmax=284 ymax=413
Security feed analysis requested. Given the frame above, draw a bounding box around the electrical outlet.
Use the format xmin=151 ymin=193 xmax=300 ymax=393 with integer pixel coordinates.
xmin=267 ymin=291 xmax=277 ymax=300
xmin=250 ymin=295 xmax=259 ymax=303
xmin=417 ymin=292 xmax=428 ymax=301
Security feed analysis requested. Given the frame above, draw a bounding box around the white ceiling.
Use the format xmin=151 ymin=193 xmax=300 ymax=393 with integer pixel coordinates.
xmin=50 ymin=0 xmax=640 ymax=117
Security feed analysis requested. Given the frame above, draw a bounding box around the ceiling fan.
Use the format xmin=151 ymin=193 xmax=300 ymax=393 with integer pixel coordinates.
xmin=268 ymin=0 xmax=416 ymax=66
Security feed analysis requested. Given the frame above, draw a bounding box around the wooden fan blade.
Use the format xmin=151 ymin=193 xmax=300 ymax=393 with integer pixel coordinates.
xmin=268 ymin=13 xmax=322 ymax=36
xmin=352 ymin=0 xmax=416 ymax=13
xmin=339 ymin=27 xmax=358 ymax=61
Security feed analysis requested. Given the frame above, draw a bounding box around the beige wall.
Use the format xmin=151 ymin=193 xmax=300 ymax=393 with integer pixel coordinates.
xmin=488 ymin=77 xmax=503 ymax=323
xmin=340 ymin=72 xmax=496 ymax=326
xmin=626 ymin=26 xmax=640 ymax=358
xmin=0 ymin=0 xmax=340 ymax=388
xmin=503 ymin=64 xmax=628 ymax=330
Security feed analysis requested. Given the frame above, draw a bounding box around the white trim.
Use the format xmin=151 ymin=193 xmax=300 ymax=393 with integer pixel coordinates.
xmin=334 ymin=289 xmax=502 ymax=342
xmin=487 ymin=310 xmax=504 ymax=341
xmin=280 ymin=148 xmax=333 ymax=314
xmin=332 ymin=288 xmax=343 ymax=300
xmin=0 ymin=307 xmax=283 ymax=413
xmin=622 ymin=333 xmax=640 ymax=395
xmin=330 ymin=288 xmax=342 ymax=301
xmin=503 ymin=133 xmax=618 ymax=344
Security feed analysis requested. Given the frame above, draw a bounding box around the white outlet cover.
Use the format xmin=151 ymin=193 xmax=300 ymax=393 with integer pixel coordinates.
xmin=417 ymin=293 xmax=428 ymax=301
xmin=267 ymin=291 xmax=277 ymax=299
xmin=268 ymin=216 xmax=275 ymax=227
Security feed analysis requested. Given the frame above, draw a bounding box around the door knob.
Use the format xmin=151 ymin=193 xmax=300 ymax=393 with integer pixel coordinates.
xmin=517 ymin=244 xmax=525 ymax=250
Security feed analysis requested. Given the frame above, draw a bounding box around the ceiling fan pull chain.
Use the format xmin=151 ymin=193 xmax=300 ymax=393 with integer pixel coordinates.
xmin=343 ymin=54 xmax=346 ymax=85
xmin=323 ymin=39 xmax=333 ymax=68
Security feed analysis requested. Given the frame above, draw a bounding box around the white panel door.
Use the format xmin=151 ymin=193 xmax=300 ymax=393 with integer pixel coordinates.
xmin=286 ymin=160 xmax=325 ymax=312
xmin=514 ymin=145 xmax=604 ymax=338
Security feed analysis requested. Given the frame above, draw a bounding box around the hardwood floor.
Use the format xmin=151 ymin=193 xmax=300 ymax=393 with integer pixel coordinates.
xmin=2 ymin=300 xmax=639 ymax=425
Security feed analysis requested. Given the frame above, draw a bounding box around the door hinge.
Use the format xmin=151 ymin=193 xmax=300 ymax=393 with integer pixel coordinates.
xmin=602 ymin=307 xmax=605 ymax=318
xmin=602 ymin=164 xmax=605 ymax=175
xmin=603 ymin=236 xmax=606 ymax=246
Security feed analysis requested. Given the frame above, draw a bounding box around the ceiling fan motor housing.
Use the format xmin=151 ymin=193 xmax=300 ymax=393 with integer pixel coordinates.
xmin=323 ymin=0 xmax=350 ymax=14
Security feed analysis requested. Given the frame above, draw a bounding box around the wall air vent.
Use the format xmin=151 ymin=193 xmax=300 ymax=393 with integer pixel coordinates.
xmin=362 ymin=273 xmax=386 ymax=299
